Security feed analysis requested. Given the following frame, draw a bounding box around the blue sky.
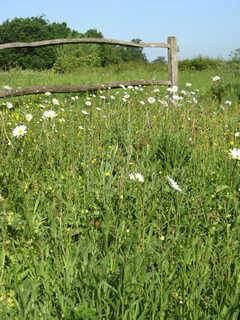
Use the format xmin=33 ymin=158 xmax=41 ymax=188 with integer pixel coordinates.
xmin=1 ymin=0 xmax=239 ymax=62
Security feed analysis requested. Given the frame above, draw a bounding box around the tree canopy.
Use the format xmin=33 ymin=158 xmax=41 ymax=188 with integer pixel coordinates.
xmin=0 ymin=15 xmax=148 ymax=70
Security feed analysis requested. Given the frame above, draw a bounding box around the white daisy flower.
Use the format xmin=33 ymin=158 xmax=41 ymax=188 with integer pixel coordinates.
xmin=13 ymin=125 xmax=27 ymax=138
xmin=3 ymin=85 xmax=12 ymax=91
xmin=82 ymin=110 xmax=89 ymax=115
xmin=45 ymin=92 xmax=51 ymax=96
xmin=172 ymin=86 xmax=178 ymax=92
xmin=212 ymin=76 xmax=220 ymax=81
xmin=43 ymin=110 xmax=57 ymax=118
xmin=229 ymin=148 xmax=240 ymax=160
xmin=186 ymin=83 xmax=192 ymax=87
xmin=25 ymin=114 xmax=33 ymax=121
xmin=129 ymin=173 xmax=144 ymax=183
xmin=6 ymin=102 xmax=13 ymax=109
xmin=148 ymin=97 xmax=156 ymax=103
xmin=235 ymin=132 xmax=240 ymax=137
xmin=167 ymin=176 xmax=183 ymax=192
xmin=52 ymin=98 xmax=59 ymax=105
xmin=85 ymin=101 xmax=91 ymax=106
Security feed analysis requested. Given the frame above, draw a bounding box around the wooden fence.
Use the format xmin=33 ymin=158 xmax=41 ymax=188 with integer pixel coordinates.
xmin=0 ymin=37 xmax=178 ymax=98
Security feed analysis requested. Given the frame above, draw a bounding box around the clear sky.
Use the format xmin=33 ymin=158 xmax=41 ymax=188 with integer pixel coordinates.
xmin=1 ymin=0 xmax=239 ymax=62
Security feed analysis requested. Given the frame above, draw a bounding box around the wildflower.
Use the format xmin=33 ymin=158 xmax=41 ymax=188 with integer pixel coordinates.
xmin=235 ymin=132 xmax=240 ymax=137
xmin=3 ymin=85 xmax=12 ymax=91
xmin=13 ymin=125 xmax=27 ymax=138
xmin=6 ymin=102 xmax=13 ymax=109
xmin=129 ymin=173 xmax=144 ymax=183
xmin=25 ymin=114 xmax=33 ymax=121
xmin=167 ymin=176 xmax=183 ymax=192
xmin=52 ymin=98 xmax=59 ymax=105
xmin=229 ymin=148 xmax=240 ymax=160
xmin=148 ymin=97 xmax=156 ymax=103
xmin=85 ymin=101 xmax=91 ymax=106
xmin=160 ymin=236 xmax=165 ymax=241
xmin=224 ymin=100 xmax=232 ymax=106
xmin=105 ymin=172 xmax=110 ymax=176
xmin=120 ymin=195 xmax=124 ymax=199
xmin=140 ymin=101 xmax=145 ymax=105
xmin=181 ymin=90 xmax=187 ymax=95
xmin=186 ymin=83 xmax=192 ymax=86
xmin=110 ymin=96 xmax=115 ymax=99
xmin=172 ymin=86 xmax=178 ymax=92
xmin=124 ymin=94 xmax=130 ymax=99
xmin=96 ymin=107 xmax=102 ymax=111
xmin=220 ymin=104 xmax=225 ymax=111
xmin=43 ymin=110 xmax=57 ymax=118
xmin=212 ymin=76 xmax=220 ymax=81
xmin=79 ymin=126 xmax=84 ymax=129
xmin=82 ymin=110 xmax=89 ymax=114
xmin=39 ymin=104 xmax=46 ymax=108
xmin=45 ymin=92 xmax=51 ymax=96
xmin=100 ymin=95 xmax=106 ymax=99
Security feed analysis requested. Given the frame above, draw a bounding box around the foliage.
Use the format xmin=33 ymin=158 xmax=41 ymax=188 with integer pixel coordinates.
xmin=0 ymin=68 xmax=240 ymax=318
xmin=178 ymin=55 xmax=225 ymax=71
xmin=152 ymin=56 xmax=167 ymax=65
xmin=0 ymin=15 xmax=73 ymax=70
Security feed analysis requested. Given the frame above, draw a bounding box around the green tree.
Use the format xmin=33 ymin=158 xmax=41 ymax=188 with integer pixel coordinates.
xmin=152 ymin=56 xmax=167 ymax=65
xmin=0 ymin=15 xmax=71 ymax=70
xmin=125 ymin=38 xmax=148 ymax=63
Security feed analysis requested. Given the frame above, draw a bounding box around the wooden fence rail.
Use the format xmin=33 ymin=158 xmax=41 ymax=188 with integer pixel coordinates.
xmin=0 ymin=37 xmax=178 ymax=98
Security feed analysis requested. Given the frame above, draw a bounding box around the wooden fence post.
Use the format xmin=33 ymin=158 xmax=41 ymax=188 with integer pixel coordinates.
xmin=168 ymin=36 xmax=178 ymax=88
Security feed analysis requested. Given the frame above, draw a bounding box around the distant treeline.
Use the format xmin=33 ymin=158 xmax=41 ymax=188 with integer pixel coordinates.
xmin=0 ymin=15 xmax=239 ymax=71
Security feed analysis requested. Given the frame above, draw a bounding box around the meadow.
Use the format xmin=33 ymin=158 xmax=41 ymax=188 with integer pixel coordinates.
xmin=0 ymin=64 xmax=240 ymax=319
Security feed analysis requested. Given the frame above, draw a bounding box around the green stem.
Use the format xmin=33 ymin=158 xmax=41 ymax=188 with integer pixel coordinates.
xmin=232 ymin=159 xmax=237 ymax=216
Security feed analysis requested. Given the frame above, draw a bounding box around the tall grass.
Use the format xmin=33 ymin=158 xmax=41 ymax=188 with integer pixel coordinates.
xmin=0 ymin=66 xmax=240 ymax=319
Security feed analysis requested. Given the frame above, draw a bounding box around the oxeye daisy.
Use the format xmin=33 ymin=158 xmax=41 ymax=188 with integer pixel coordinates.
xmin=6 ymin=102 xmax=13 ymax=109
xmin=43 ymin=110 xmax=57 ymax=118
xmin=129 ymin=173 xmax=144 ymax=183
xmin=148 ymin=97 xmax=156 ymax=103
xmin=229 ymin=148 xmax=240 ymax=160
xmin=45 ymin=92 xmax=51 ymax=96
xmin=85 ymin=101 xmax=91 ymax=106
xmin=167 ymin=176 xmax=183 ymax=192
xmin=13 ymin=125 xmax=27 ymax=138
xmin=52 ymin=98 xmax=59 ymax=105
xmin=82 ymin=110 xmax=89 ymax=115
xmin=25 ymin=114 xmax=33 ymax=121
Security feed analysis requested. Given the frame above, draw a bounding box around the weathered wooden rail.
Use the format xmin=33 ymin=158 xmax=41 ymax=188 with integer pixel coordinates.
xmin=0 ymin=37 xmax=178 ymax=98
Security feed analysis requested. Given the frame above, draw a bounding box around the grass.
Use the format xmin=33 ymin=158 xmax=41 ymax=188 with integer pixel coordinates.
xmin=0 ymin=65 xmax=240 ymax=319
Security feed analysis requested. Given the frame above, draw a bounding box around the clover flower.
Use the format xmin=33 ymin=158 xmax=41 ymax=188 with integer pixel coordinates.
xmin=229 ymin=148 xmax=240 ymax=160
xmin=129 ymin=173 xmax=144 ymax=183
xmin=13 ymin=125 xmax=27 ymax=138
xmin=167 ymin=176 xmax=183 ymax=192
